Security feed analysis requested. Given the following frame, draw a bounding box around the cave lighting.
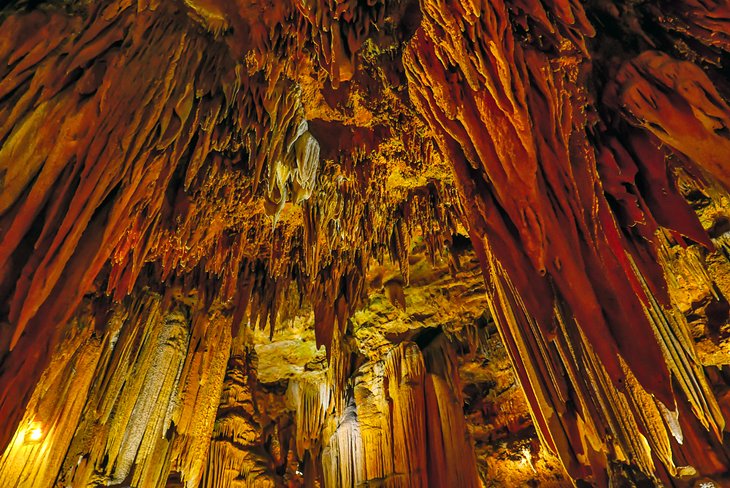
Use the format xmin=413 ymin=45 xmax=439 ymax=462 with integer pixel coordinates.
xmin=25 ymin=422 xmax=43 ymax=444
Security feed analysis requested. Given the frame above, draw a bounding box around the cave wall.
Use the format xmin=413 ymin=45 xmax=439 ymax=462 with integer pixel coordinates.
xmin=0 ymin=0 xmax=729 ymax=486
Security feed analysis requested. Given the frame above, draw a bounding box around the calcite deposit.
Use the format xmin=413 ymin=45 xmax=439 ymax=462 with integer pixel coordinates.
xmin=0 ymin=0 xmax=729 ymax=486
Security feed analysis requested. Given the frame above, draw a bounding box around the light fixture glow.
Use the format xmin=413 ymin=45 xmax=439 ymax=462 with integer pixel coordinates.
xmin=24 ymin=421 xmax=43 ymax=443
xmin=29 ymin=427 xmax=42 ymax=441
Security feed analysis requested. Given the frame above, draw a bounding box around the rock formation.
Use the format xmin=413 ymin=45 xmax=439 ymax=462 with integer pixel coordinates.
xmin=0 ymin=0 xmax=729 ymax=486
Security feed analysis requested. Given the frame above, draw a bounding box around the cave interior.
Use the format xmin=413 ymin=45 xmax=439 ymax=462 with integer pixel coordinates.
xmin=0 ymin=0 xmax=730 ymax=486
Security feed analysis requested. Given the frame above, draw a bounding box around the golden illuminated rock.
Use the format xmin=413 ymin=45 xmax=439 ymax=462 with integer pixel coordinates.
xmin=0 ymin=0 xmax=729 ymax=486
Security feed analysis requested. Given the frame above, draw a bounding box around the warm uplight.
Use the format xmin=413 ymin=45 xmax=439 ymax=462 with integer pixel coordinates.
xmin=24 ymin=421 xmax=43 ymax=443
xmin=29 ymin=427 xmax=42 ymax=441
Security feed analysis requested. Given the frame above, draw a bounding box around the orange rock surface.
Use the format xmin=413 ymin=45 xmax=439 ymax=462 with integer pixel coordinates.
xmin=0 ymin=0 xmax=729 ymax=486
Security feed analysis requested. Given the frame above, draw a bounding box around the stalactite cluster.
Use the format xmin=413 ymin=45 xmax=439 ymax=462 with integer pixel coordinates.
xmin=0 ymin=292 xmax=233 ymax=487
xmin=404 ymin=0 xmax=730 ymax=483
xmin=0 ymin=0 xmax=457 ymax=456
xmin=0 ymin=0 xmax=729 ymax=485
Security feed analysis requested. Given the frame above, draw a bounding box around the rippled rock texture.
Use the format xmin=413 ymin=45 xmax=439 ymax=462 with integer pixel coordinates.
xmin=0 ymin=0 xmax=729 ymax=486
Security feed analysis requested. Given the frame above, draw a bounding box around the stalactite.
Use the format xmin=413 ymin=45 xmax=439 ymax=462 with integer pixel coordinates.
xmin=403 ymin=0 xmax=730 ymax=482
xmin=288 ymin=377 xmax=332 ymax=464
xmin=313 ymin=336 xmax=484 ymax=487
xmin=352 ymin=360 xmax=395 ymax=482
xmin=0 ymin=0 xmax=438 ymax=452
xmin=57 ymin=294 xmax=190 ymax=486
xmin=0 ymin=0 xmax=729 ymax=485
xmin=652 ymin=0 xmax=730 ymax=57
xmin=0 ymin=290 xmax=236 ymax=488
xmin=383 ymin=342 xmax=428 ymax=487
xmin=321 ymin=400 xmax=364 ymax=488
xmin=292 ymin=0 xmax=387 ymax=86
xmin=167 ymin=309 xmax=234 ymax=487
xmin=0 ymin=302 xmax=104 ymax=488
xmin=422 ymin=335 xmax=480 ymax=488
xmin=205 ymin=337 xmax=278 ymax=488
xmin=0 ymin=2 xmax=241 ymax=450
xmin=606 ymin=51 xmax=730 ymax=189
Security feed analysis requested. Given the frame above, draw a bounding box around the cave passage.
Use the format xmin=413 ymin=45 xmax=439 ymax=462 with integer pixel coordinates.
xmin=0 ymin=0 xmax=729 ymax=486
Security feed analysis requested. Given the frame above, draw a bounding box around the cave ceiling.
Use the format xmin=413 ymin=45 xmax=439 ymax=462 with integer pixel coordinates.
xmin=0 ymin=0 xmax=729 ymax=486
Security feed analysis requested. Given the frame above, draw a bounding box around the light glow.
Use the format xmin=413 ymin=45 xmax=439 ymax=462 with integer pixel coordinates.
xmin=29 ymin=427 xmax=42 ymax=441
xmin=25 ymin=422 xmax=43 ymax=443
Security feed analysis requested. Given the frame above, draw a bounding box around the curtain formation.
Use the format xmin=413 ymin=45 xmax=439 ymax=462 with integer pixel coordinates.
xmin=0 ymin=0 xmax=729 ymax=486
